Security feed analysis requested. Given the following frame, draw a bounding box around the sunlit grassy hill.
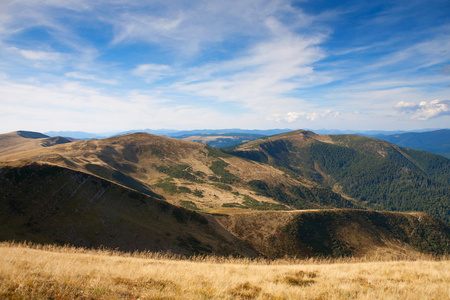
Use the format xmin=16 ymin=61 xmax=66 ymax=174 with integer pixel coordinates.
xmin=0 ymin=131 xmax=71 ymax=158
xmin=0 ymin=131 xmax=354 ymax=213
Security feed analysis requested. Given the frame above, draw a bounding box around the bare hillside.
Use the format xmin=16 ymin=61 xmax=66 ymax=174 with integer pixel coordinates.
xmin=0 ymin=132 xmax=353 ymax=213
xmin=0 ymin=131 xmax=72 ymax=158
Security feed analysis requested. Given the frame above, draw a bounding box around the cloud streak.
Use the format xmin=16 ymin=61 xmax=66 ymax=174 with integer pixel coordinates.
xmin=0 ymin=0 xmax=449 ymax=133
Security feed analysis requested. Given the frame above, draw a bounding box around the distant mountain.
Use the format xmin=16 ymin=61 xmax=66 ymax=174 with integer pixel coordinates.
xmin=115 ymin=129 xmax=180 ymax=137
xmin=0 ymin=131 xmax=72 ymax=159
xmin=167 ymin=129 xmax=292 ymax=137
xmin=45 ymin=129 xmax=293 ymax=140
xmin=180 ymin=133 xmax=265 ymax=148
xmin=45 ymin=131 xmax=108 ymax=140
xmin=226 ymin=130 xmax=450 ymax=222
xmin=375 ymin=129 xmax=450 ymax=159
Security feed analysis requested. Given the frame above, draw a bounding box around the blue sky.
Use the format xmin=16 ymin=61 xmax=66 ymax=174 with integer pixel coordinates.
xmin=0 ymin=0 xmax=449 ymax=133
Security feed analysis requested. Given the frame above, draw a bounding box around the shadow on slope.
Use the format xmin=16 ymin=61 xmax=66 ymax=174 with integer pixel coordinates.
xmin=0 ymin=163 xmax=257 ymax=257
xmin=218 ymin=209 xmax=450 ymax=259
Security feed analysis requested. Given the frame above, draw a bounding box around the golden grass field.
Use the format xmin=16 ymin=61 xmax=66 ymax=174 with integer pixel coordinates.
xmin=1 ymin=242 xmax=449 ymax=299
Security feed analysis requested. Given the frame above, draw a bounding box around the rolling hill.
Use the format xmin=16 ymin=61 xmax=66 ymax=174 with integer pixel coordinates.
xmin=226 ymin=130 xmax=450 ymax=222
xmin=0 ymin=131 xmax=356 ymax=213
xmin=0 ymin=131 xmax=72 ymax=158
xmin=0 ymin=130 xmax=449 ymax=258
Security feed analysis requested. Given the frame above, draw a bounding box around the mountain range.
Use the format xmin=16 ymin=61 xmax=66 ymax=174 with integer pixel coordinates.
xmin=1 ymin=129 xmax=449 ymax=258
xmin=375 ymin=129 xmax=450 ymax=159
xmin=44 ymin=128 xmax=450 ymax=158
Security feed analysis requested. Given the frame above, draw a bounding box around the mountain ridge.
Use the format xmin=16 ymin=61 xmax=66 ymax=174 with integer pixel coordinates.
xmin=226 ymin=130 xmax=450 ymax=222
xmin=1 ymin=129 xmax=449 ymax=258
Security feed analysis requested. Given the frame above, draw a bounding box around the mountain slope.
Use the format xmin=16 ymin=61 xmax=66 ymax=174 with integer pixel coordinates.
xmin=0 ymin=162 xmax=257 ymax=256
xmin=1 ymin=162 xmax=448 ymax=258
xmin=0 ymin=131 xmax=72 ymax=158
xmin=217 ymin=209 xmax=450 ymax=258
xmin=1 ymin=131 xmax=449 ymax=258
xmin=376 ymin=129 xmax=450 ymax=159
xmin=0 ymin=132 xmax=355 ymax=213
xmin=227 ymin=130 xmax=450 ymax=222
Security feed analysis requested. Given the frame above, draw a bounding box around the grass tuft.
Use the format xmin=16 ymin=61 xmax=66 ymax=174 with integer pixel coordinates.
xmin=228 ymin=282 xmax=262 ymax=299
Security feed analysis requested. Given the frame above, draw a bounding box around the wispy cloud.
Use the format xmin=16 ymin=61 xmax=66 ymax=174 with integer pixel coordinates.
xmin=131 ymin=64 xmax=172 ymax=83
xmin=65 ymin=72 xmax=119 ymax=85
xmin=167 ymin=19 xmax=326 ymax=112
xmin=107 ymin=0 xmax=302 ymax=56
xmin=19 ymin=49 xmax=61 ymax=61
xmin=0 ymin=0 xmax=449 ymax=132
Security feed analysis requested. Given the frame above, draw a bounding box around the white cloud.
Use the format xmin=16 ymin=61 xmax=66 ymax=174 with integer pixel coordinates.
xmin=272 ymin=110 xmax=340 ymax=123
xmin=168 ymin=19 xmax=326 ymax=114
xmin=65 ymin=72 xmax=118 ymax=85
xmin=107 ymin=0 xmax=298 ymax=54
xmin=132 ymin=64 xmax=172 ymax=83
xmin=0 ymin=78 xmax=259 ymax=132
xmin=133 ymin=64 xmax=170 ymax=75
xmin=395 ymin=99 xmax=450 ymax=120
xmin=19 ymin=50 xmax=61 ymax=61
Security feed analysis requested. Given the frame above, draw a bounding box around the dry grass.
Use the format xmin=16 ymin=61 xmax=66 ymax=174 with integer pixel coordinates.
xmin=1 ymin=242 xmax=449 ymax=299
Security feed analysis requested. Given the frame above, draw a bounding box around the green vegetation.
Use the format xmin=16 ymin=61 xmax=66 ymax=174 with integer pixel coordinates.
xmin=206 ymin=146 xmax=233 ymax=158
xmin=155 ymin=178 xmax=191 ymax=195
xmin=156 ymin=164 xmax=198 ymax=182
xmin=179 ymin=200 xmax=199 ymax=211
xmin=222 ymin=203 xmax=242 ymax=208
xmin=280 ymin=211 xmax=356 ymax=258
xmin=247 ymin=180 xmax=356 ymax=210
xmin=307 ymin=142 xmax=450 ymax=221
xmin=211 ymin=183 xmax=233 ymax=191
xmin=361 ymin=211 xmax=450 ymax=255
xmin=277 ymin=210 xmax=450 ymax=258
xmin=229 ymin=132 xmax=450 ymax=222
xmin=192 ymin=189 xmax=204 ymax=198
xmin=242 ymin=195 xmax=288 ymax=210
xmin=221 ymin=195 xmax=288 ymax=211
xmin=209 ymin=160 xmax=240 ymax=184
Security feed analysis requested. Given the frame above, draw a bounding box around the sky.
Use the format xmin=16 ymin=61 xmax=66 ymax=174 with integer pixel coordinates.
xmin=0 ymin=0 xmax=449 ymax=134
